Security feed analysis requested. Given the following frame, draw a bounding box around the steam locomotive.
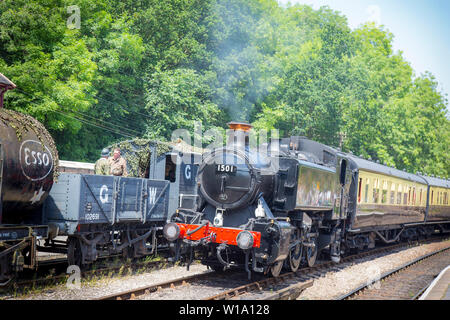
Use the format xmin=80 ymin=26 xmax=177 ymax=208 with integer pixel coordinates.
xmin=164 ymin=122 xmax=450 ymax=278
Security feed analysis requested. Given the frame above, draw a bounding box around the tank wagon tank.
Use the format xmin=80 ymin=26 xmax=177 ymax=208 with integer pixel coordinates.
xmin=0 ymin=73 xmax=59 ymax=284
xmin=0 ymin=109 xmax=59 ymax=222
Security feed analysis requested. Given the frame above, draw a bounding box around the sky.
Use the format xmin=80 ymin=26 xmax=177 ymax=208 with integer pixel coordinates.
xmin=277 ymin=0 xmax=450 ymax=109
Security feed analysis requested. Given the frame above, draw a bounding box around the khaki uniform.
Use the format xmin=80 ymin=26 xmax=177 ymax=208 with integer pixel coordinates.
xmin=109 ymin=156 xmax=128 ymax=177
xmin=94 ymin=157 xmax=110 ymax=175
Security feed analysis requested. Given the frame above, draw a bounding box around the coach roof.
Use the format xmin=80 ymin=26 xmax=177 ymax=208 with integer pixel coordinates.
xmin=345 ymin=154 xmax=427 ymax=184
xmin=420 ymin=175 xmax=450 ymax=188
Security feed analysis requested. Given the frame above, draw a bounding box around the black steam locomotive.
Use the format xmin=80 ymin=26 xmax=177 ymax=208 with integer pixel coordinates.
xmin=164 ymin=122 xmax=450 ymax=278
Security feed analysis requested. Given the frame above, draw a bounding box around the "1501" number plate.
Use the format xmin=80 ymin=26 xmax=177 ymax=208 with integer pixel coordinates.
xmin=216 ymin=164 xmax=237 ymax=174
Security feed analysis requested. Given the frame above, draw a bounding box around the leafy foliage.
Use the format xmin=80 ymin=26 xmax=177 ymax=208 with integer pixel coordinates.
xmin=0 ymin=0 xmax=448 ymax=177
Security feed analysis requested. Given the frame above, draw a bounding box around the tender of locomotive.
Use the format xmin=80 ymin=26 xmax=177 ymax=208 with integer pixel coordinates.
xmin=164 ymin=122 xmax=450 ymax=278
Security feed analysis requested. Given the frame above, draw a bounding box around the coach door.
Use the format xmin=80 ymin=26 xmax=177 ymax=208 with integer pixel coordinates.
xmin=336 ymin=158 xmax=351 ymax=219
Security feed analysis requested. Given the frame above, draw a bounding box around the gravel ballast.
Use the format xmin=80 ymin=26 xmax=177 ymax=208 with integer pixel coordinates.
xmin=297 ymin=240 xmax=450 ymax=300
xmin=5 ymin=239 xmax=450 ymax=300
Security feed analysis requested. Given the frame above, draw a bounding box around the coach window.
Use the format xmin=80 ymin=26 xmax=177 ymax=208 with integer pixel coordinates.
xmin=165 ymin=155 xmax=177 ymax=183
xmin=373 ymin=178 xmax=379 ymax=204
xmin=381 ymin=180 xmax=388 ymax=204
xmin=340 ymin=160 xmax=347 ymax=185
xmin=431 ymin=190 xmax=434 ymax=205
xmin=390 ymin=183 xmax=396 ymax=204
xmin=365 ymin=178 xmax=370 ymax=203
xmin=419 ymin=189 xmax=423 ymax=206
xmin=397 ymin=185 xmax=402 ymax=205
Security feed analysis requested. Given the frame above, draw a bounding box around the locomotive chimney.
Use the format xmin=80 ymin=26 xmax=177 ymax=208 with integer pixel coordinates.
xmin=227 ymin=121 xmax=252 ymax=150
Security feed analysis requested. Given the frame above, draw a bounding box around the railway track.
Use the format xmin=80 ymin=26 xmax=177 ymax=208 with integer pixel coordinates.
xmin=336 ymin=245 xmax=450 ymax=300
xmin=97 ymin=237 xmax=449 ymax=301
xmin=0 ymin=245 xmax=172 ymax=295
xmin=1 ymin=257 xmax=171 ymax=297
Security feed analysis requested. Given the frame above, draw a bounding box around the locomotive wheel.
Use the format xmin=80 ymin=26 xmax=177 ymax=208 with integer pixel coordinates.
xmin=270 ymin=261 xmax=284 ymax=277
xmin=306 ymin=238 xmax=318 ymax=267
xmin=209 ymin=264 xmax=226 ymax=273
xmin=68 ymin=237 xmax=84 ymax=267
xmin=289 ymin=244 xmax=302 ymax=272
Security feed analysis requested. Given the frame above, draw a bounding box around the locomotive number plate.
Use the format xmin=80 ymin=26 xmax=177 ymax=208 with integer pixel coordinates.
xmin=216 ymin=164 xmax=237 ymax=175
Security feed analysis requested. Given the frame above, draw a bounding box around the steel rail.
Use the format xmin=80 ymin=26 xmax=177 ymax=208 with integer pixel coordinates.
xmin=2 ymin=258 xmax=170 ymax=296
xmin=97 ymin=270 xmax=216 ymax=300
xmin=206 ymin=236 xmax=450 ymax=300
xmin=335 ymin=244 xmax=450 ymax=300
xmin=85 ymin=236 xmax=450 ymax=301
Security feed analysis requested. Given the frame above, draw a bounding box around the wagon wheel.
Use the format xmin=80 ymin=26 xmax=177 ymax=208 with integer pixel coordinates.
xmin=67 ymin=237 xmax=84 ymax=267
xmin=0 ymin=253 xmax=13 ymax=286
xmin=306 ymin=238 xmax=318 ymax=267
xmin=289 ymin=243 xmax=303 ymax=272
xmin=122 ymin=245 xmax=135 ymax=260
xmin=270 ymin=260 xmax=284 ymax=277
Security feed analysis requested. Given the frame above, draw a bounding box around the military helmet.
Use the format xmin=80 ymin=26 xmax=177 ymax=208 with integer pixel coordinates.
xmin=101 ymin=148 xmax=110 ymax=157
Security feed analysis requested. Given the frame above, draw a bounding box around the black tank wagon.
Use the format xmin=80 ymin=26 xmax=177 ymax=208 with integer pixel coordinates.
xmin=0 ymin=74 xmax=58 ymax=284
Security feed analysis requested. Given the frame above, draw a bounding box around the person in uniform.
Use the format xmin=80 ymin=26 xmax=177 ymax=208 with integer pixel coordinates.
xmin=109 ymin=148 xmax=128 ymax=177
xmin=94 ymin=148 xmax=111 ymax=175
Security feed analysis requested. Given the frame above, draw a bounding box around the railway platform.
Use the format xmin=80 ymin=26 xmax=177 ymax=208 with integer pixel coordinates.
xmin=419 ymin=265 xmax=450 ymax=300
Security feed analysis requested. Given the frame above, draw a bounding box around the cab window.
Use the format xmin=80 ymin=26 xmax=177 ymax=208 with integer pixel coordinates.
xmin=165 ymin=155 xmax=177 ymax=183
